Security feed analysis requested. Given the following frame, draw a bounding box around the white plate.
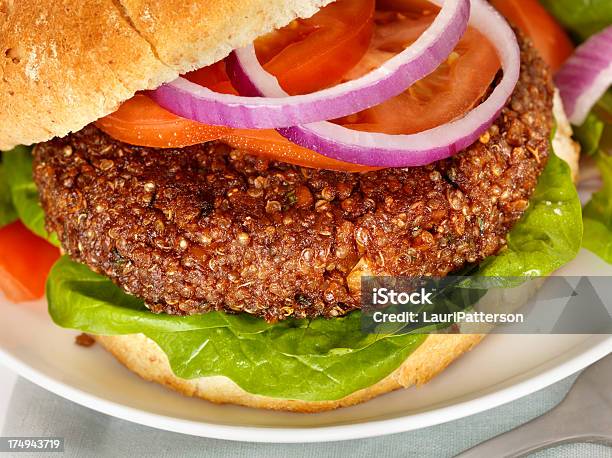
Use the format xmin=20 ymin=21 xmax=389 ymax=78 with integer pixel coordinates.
xmin=0 ymin=248 xmax=611 ymax=443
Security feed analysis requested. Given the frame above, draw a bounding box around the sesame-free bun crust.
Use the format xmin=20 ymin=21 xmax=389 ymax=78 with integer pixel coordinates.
xmin=94 ymin=333 xmax=484 ymax=413
xmin=0 ymin=0 xmax=333 ymax=150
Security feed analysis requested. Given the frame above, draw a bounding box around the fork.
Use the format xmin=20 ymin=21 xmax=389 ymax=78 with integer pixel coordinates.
xmin=456 ymin=353 xmax=612 ymax=457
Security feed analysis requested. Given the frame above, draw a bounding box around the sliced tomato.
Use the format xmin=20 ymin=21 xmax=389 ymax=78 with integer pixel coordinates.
xmin=254 ymin=0 xmax=375 ymax=94
xmin=335 ymin=10 xmax=500 ymax=134
xmin=186 ymin=0 xmax=374 ymax=96
xmin=225 ymin=130 xmax=379 ymax=172
xmin=184 ymin=61 xmax=239 ymax=95
xmin=0 ymin=221 xmax=60 ymax=302
xmin=97 ymin=96 xmax=379 ymax=172
xmin=96 ymin=95 xmax=231 ymax=149
xmin=185 ymin=61 xmax=230 ymax=91
xmin=490 ymin=0 xmax=574 ymax=72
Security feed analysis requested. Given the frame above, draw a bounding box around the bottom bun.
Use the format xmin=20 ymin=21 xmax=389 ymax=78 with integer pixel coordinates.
xmin=94 ymin=333 xmax=483 ymax=413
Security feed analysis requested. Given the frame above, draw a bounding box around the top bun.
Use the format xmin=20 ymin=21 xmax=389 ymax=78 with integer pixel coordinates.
xmin=0 ymin=0 xmax=333 ymax=150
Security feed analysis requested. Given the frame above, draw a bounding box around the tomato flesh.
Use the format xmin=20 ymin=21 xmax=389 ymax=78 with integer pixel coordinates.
xmin=96 ymin=94 xmax=232 ymax=149
xmin=336 ymin=10 xmax=500 ymax=134
xmin=490 ymin=0 xmax=573 ymax=72
xmin=254 ymin=0 xmax=375 ymax=95
xmin=0 ymin=221 xmax=60 ymax=302
xmin=224 ymin=129 xmax=380 ymax=172
xmin=187 ymin=0 xmax=375 ymax=96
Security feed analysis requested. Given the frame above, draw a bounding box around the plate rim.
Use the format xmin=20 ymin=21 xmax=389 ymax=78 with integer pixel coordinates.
xmin=1 ymin=335 xmax=610 ymax=443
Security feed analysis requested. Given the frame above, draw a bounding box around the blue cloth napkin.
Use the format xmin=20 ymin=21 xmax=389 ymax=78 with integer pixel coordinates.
xmin=2 ymin=373 xmax=611 ymax=457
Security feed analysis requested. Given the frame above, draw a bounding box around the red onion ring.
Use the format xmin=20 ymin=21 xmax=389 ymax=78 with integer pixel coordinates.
xmin=264 ymin=0 xmax=521 ymax=167
xmin=149 ymin=0 xmax=470 ymax=129
xmin=555 ymin=26 xmax=612 ymax=126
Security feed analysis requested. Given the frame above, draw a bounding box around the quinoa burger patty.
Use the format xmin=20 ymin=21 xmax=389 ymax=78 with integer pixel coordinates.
xmin=34 ymin=35 xmax=553 ymax=322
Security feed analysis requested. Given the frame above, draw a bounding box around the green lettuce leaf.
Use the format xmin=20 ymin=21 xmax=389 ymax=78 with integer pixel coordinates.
xmin=48 ymin=256 xmax=426 ymax=401
xmin=569 ymin=90 xmax=612 ymax=263
xmin=583 ymin=152 xmax=612 ymax=263
xmin=540 ymin=0 xmax=612 ymax=264
xmin=579 ymin=93 xmax=612 ymax=263
xmin=575 ymin=113 xmax=605 ymax=157
xmin=539 ymin=0 xmax=612 ymax=42
xmin=46 ymin=149 xmax=581 ymax=401
xmin=3 ymin=146 xmax=60 ymax=246
xmin=0 ymin=160 xmax=18 ymax=228
xmin=574 ymin=91 xmax=612 ymax=156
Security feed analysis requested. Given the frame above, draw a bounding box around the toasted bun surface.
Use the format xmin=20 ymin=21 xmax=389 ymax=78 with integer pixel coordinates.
xmin=0 ymin=0 xmax=333 ymax=150
xmin=94 ymin=333 xmax=484 ymax=413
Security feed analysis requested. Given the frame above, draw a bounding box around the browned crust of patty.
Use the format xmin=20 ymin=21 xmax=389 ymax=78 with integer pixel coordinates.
xmin=33 ymin=35 xmax=553 ymax=322
xmin=94 ymin=333 xmax=484 ymax=412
